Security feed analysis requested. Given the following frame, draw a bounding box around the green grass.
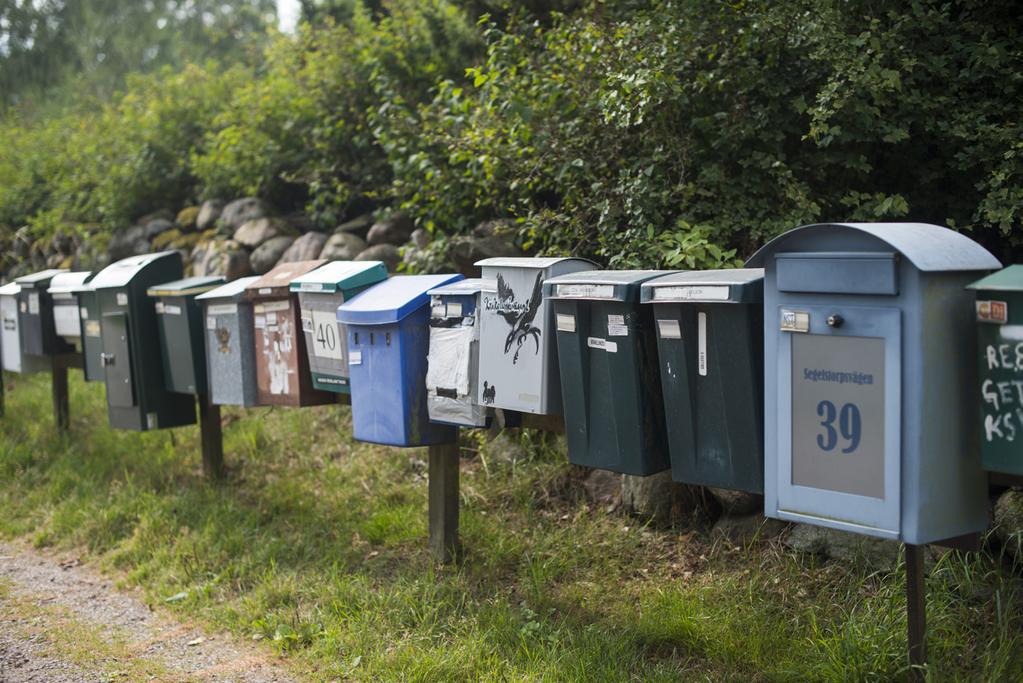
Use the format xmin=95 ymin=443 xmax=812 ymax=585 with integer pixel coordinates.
xmin=2 ymin=371 xmax=1022 ymax=681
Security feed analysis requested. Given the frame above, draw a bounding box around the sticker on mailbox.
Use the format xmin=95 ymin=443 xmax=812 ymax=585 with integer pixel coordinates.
xmin=349 ymin=350 xmax=362 ymax=365
xmin=791 ymin=333 xmax=885 ymax=499
xmin=657 ymin=319 xmax=681 ymax=339
xmin=309 ymin=310 xmax=344 ymax=360
xmin=28 ymin=293 xmax=39 ymax=315
xmin=556 ymin=313 xmax=576 ymax=333
xmin=977 ymin=300 xmax=1008 ymax=324
xmin=607 ymin=314 xmax=628 ymax=337
xmin=587 ymin=337 xmax=617 ymax=353
xmin=116 ymin=293 xmax=128 ymax=306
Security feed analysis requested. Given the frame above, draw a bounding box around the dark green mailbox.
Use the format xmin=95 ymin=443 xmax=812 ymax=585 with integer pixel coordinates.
xmin=74 ymin=284 xmax=105 ymax=382
xmin=15 ymin=269 xmax=70 ymax=357
xmin=544 ymin=270 xmax=673 ymax=475
xmin=640 ymin=269 xmax=764 ymax=493
xmin=90 ymin=251 xmax=196 ymax=430
xmin=147 ymin=276 xmax=225 ymax=395
xmin=968 ymin=265 xmax=1023 ymax=476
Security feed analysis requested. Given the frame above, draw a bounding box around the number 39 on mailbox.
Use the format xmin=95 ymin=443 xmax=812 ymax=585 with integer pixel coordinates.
xmin=749 ymin=223 xmax=1000 ymax=544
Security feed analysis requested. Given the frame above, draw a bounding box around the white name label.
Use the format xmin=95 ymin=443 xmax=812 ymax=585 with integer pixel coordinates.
xmin=698 ymin=311 xmax=708 ymax=376
xmin=556 ymin=283 xmax=614 ymax=299
xmin=587 ymin=336 xmax=617 ymax=353
xmin=652 ymin=285 xmax=730 ymax=302
xmin=349 ymin=350 xmax=362 ymax=365
xmin=206 ymin=303 xmax=237 ymax=316
xmin=657 ymin=319 xmax=681 ymax=339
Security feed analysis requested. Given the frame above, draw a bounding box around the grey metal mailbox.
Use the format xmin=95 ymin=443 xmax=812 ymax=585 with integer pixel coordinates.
xmin=0 ymin=283 xmax=48 ymax=374
xmin=426 ymin=278 xmax=490 ymax=428
xmin=476 ymin=257 xmax=597 ymax=415
xmin=195 ymin=276 xmax=260 ymax=407
xmin=748 ymin=222 xmax=1000 ymax=544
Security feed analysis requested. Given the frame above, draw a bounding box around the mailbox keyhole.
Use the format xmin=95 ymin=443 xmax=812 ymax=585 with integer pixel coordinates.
xmin=385 ymin=332 xmax=391 ymax=346
xmin=370 ymin=332 xmax=375 ymax=345
xmin=827 ymin=314 xmax=844 ymax=328
xmin=353 ymin=332 xmax=359 ymax=345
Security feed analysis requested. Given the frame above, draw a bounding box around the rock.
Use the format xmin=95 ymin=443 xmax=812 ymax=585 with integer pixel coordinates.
xmin=175 ymin=206 xmax=201 ymax=233
xmin=234 ymin=217 xmax=287 ymax=249
xmin=581 ymin=469 xmax=621 ymax=507
xmin=785 ymin=524 xmax=901 ymax=570
xmin=355 ymin=244 xmax=401 ymax=272
xmin=410 ymin=228 xmax=431 ymax=250
xmin=192 ymin=240 xmax=252 ymax=280
xmin=196 ymin=199 xmax=224 ymax=231
xmin=451 ymin=235 xmax=523 ymax=275
xmin=621 ymin=471 xmax=702 ymax=527
xmin=994 ymin=489 xmax=1023 ymax=561
xmin=283 ymin=212 xmax=317 ymax=234
xmin=143 ymin=217 xmax=174 ymax=240
xmin=319 ymin=232 xmax=367 ymax=261
xmin=108 ymin=224 xmax=150 ymax=261
xmin=711 ymin=513 xmax=786 ymax=545
xmin=134 ymin=209 xmax=174 ymax=226
xmin=152 ymin=229 xmax=183 ymax=250
xmin=250 ymin=236 xmax=295 ymax=274
xmin=335 ymin=213 xmax=375 ymax=238
xmin=219 ymin=198 xmax=269 ymax=233
xmin=366 ymin=213 xmax=414 ymax=246
xmin=277 ymin=231 xmax=327 ymax=264
xmin=707 ymin=487 xmax=763 ymax=516
xmin=485 ymin=431 xmax=529 ymax=465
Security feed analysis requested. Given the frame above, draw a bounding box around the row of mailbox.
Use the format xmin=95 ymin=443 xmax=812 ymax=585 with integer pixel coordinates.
xmin=2 ymin=222 xmax=1021 ymax=548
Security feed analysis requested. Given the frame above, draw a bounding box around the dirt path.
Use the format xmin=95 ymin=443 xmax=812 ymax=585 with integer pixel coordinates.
xmin=0 ymin=541 xmax=299 ymax=683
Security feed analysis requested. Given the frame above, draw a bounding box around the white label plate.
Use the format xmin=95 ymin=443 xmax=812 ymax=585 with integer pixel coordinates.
xmin=310 ymin=310 xmax=344 ymax=360
xmin=652 ymin=285 xmax=730 ymax=302
xmin=587 ymin=336 xmax=617 ymax=353
xmin=556 ymin=313 xmax=576 ymax=333
xmin=657 ymin=319 xmax=681 ymax=339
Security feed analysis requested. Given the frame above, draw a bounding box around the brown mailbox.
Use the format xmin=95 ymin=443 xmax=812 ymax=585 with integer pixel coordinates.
xmin=243 ymin=260 xmax=335 ymax=407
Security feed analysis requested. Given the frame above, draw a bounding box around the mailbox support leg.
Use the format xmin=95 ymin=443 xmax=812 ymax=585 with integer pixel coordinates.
xmin=428 ymin=437 xmax=460 ymax=563
xmin=198 ymin=394 xmax=224 ymax=480
xmin=51 ymin=357 xmax=69 ymax=432
xmin=0 ymin=369 xmax=5 ymax=418
xmin=905 ymin=543 xmax=926 ymax=681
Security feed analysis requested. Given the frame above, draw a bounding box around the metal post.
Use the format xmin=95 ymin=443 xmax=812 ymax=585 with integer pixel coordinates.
xmin=905 ymin=543 xmax=926 ymax=681
xmin=51 ymin=356 xmax=70 ymax=432
xmin=197 ymin=393 xmax=224 ymax=480
xmin=428 ymin=436 xmax=460 ymax=563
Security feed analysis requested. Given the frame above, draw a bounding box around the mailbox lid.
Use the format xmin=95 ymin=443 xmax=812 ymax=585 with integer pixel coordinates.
xmin=289 ymin=260 xmax=387 ymax=295
xmin=427 ymin=278 xmax=488 ymax=298
xmin=91 ymin=251 xmax=183 ymax=289
xmin=640 ymin=268 xmax=764 ymax=304
xmin=15 ymin=268 xmax=67 ymax=290
xmin=475 ymin=256 xmax=597 ymax=270
xmin=195 ymin=276 xmax=260 ymax=303
xmin=545 ymin=270 xmax=672 ymax=303
xmin=146 ymin=276 xmax=225 ymax=298
xmin=48 ymin=271 xmax=93 ymax=295
xmin=244 ymin=260 xmax=327 ymax=299
xmin=0 ymin=282 xmax=20 ymax=297
xmin=967 ymin=265 xmax=1023 ymax=293
xmin=338 ymin=274 xmax=464 ymax=325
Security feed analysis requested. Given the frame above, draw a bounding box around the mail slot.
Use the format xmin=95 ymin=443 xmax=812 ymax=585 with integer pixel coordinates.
xmin=967 ymin=265 xmax=1023 ymax=476
xmin=244 ymin=260 xmax=335 ymax=407
xmin=337 ymin=274 xmax=463 ymax=446
xmin=89 ymin=251 xmax=196 ymax=431
xmin=0 ymin=283 xmax=49 ymax=374
xmin=748 ymin=222 xmax=1000 ymax=544
xmin=476 ymin=257 xmax=597 ymax=415
xmin=147 ymin=277 xmax=225 ymax=395
xmin=426 ymin=278 xmax=490 ymax=428
xmin=195 ymin=276 xmax=260 ymax=406
xmin=545 ymin=270 xmax=672 ymax=475
xmin=290 ymin=260 xmax=387 ymax=394
xmin=640 ymin=269 xmax=764 ymax=491
xmin=15 ymin=269 xmax=71 ymax=357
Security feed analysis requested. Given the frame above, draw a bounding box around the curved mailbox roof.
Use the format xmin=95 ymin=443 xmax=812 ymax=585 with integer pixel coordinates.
xmin=545 ymin=269 xmax=675 ymax=302
xmin=475 ymin=257 xmax=598 ymax=269
xmin=195 ymin=276 xmax=260 ymax=302
xmin=337 ymin=274 xmax=464 ymax=325
xmin=15 ymin=268 xmax=67 ymax=287
xmin=48 ymin=271 xmax=93 ymax=294
xmin=746 ymin=223 xmax=1001 ymax=272
xmin=289 ymin=260 xmax=387 ymax=294
xmin=90 ymin=251 xmax=182 ymax=289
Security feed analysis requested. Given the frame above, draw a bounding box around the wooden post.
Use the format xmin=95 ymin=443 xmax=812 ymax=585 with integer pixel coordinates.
xmin=428 ymin=437 xmax=460 ymax=563
xmin=0 ymin=367 xmax=5 ymax=418
xmin=51 ymin=355 xmax=70 ymax=432
xmin=197 ymin=393 xmax=224 ymax=480
xmin=905 ymin=543 xmax=926 ymax=681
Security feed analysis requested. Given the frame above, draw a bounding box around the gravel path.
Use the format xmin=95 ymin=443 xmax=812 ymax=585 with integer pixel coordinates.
xmin=0 ymin=541 xmax=298 ymax=682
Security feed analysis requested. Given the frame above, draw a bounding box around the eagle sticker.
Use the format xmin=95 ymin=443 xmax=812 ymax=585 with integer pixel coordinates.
xmin=489 ymin=271 xmax=544 ymax=364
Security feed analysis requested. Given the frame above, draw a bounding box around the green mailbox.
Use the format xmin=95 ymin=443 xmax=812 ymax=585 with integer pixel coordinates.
xmin=147 ymin=276 xmax=225 ymax=395
xmin=74 ymin=284 xmax=105 ymax=382
xmin=90 ymin=251 xmax=196 ymax=431
xmin=640 ymin=269 xmax=765 ymax=493
xmin=544 ymin=270 xmax=673 ymax=475
xmin=968 ymin=265 xmax=1023 ymax=476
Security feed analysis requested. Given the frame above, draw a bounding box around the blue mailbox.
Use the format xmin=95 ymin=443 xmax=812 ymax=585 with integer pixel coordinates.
xmin=748 ymin=223 xmax=1000 ymax=544
xmin=337 ymin=273 xmax=463 ymax=446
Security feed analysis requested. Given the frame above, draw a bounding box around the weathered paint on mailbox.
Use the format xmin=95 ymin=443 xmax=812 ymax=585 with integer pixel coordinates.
xmin=967 ymin=265 xmax=1023 ymax=476
xmin=289 ymin=260 xmax=388 ymax=394
xmin=0 ymin=283 xmax=49 ymax=374
xmin=476 ymin=257 xmax=597 ymax=415
xmin=748 ymin=222 xmax=1000 ymax=544
xmin=545 ymin=270 xmax=672 ymax=476
xmin=426 ymin=278 xmax=489 ymax=428
xmin=640 ymin=269 xmax=765 ymax=492
xmin=90 ymin=251 xmax=196 ymax=431
xmin=147 ymin=276 xmax=225 ymax=395
xmin=337 ymin=274 xmax=463 ymax=446
xmin=47 ymin=271 xmax=93 ymax=344
xmin=244 ymin=260 xmax=335 ymax=407
xmin=195 ymin=276 xmax=260 ymax=406
xmin=15 ymin=269 xmax=70 ymax=357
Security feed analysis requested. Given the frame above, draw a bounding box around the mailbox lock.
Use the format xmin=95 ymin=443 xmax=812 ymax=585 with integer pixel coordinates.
xmin=826 ymin=314 xmax=844 ymax=328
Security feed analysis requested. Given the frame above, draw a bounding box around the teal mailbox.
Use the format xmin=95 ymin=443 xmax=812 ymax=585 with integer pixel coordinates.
xmin=749 ymin=223 xmax=999 ymax=544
